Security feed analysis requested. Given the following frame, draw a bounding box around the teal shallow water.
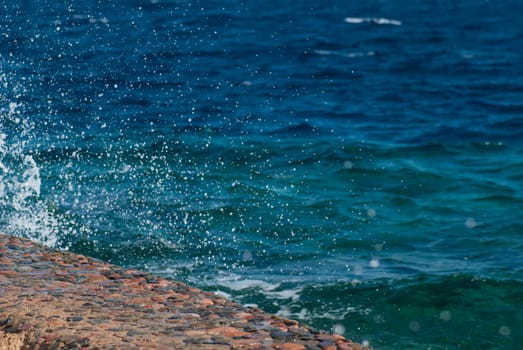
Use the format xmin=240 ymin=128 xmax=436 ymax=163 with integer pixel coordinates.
xmin=40 ymin=135 xmax=523 ymax=349
xmin=2 ymin=119 xmax=522 ymax=348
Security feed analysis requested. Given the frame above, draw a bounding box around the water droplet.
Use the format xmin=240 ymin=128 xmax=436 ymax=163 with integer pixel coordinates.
xmin=369 ymin=258 xmax=380 ymax=268
xmin=242 ymin=250 xmax=252 ymax=261
xmin=499 ymin=326 xmax=511 ymax=337
xmin=343 ymin=160 xmax=353 ymax=169
xmin=465 ymin=217 xmax=477 ymax=228
xmin=439 ymin=310 xmax=452 ymax=321
xmin=332 ymin=324 xmax=345 ymax=335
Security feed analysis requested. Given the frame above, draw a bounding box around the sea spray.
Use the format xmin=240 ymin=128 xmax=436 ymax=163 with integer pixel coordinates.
xmin=0 ymin=66 xmax=59 ymax=246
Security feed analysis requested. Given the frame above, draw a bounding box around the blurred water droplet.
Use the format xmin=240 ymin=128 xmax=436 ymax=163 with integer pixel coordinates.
xmin=332 ymin=323 xmax=345 ymax=335
xmin=343 ymin=160 xmax=353 ymax=169
xmin=499 ymin=326 xmax=511 ymax=337
xmin=439 ymin=310 xmax=452 ymax=321
xmin=242 ymin=250 xmax=252 ymax=261
xmin=370 ymin=258 xmax=380 ymax=268
xmin=465 ymin=217 xmax=477 ymax=228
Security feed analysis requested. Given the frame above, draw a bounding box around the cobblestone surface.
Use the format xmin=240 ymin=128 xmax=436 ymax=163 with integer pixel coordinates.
xmin=0 ymin=233 xmax=371 ymax=350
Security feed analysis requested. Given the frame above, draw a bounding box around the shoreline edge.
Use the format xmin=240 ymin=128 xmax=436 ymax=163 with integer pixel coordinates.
xmin=0 ymin=233 xmax=371 ymax=350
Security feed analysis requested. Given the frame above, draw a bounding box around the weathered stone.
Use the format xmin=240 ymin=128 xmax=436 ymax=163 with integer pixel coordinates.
xmin=208 ymin=326 xmax=250 ymax=338
xmin=0 ymin=233 xmax=369 ymax=350
xmin=270 ymin=329 xmax=291 ymax=341
xmin=275 ymin=343 xmax=306 ymax=350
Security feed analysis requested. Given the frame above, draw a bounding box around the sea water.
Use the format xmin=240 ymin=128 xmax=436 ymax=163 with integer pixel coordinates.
xmin=1 ymin=1 xmax=523 ymax=348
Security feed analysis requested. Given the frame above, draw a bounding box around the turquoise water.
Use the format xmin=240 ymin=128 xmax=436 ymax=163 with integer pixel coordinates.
xmin=1 ymin=1 xmax=523 ymax=348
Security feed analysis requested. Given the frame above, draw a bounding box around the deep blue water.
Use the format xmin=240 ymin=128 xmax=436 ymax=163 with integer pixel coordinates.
xmin=2 ymin=1 xmax=523 ymax=348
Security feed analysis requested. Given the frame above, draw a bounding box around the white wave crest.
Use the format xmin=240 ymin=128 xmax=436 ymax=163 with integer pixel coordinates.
xmin=215 ymin=273 xmax=281 ymax=292
xmin=212 ymin=273 xmax=302 ymax=301
xmin=344 ymin=17 xmax=402 ymax=26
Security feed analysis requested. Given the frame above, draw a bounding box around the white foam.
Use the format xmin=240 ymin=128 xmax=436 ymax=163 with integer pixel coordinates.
xmin=344 ymin=17 xmax=366 ymax=24
xmin=277 ymin=304 xmax=361 ymax=323
xmin=344 ymin=17 xmax=402 ymax=26
xmin=215 ymin=274 xmax=281 ymax=292
xmin=276 ymin=306 xmax=311 ymax=320
xmin=1 ymin=77 xmax=60 ymax=247
xmin=266 ymin=288 xmax=299 ymax=300
xmin=206 ymin=273 xmax=305 ymax=303
xmin=7 ymin=210 xmax=59 ymax=247
xmin=213 ymin=290 xmax=232 ymax=299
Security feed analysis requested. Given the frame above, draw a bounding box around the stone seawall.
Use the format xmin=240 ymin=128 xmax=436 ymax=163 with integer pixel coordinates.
xmin=0 ymin=233 xmax=370 ymax=350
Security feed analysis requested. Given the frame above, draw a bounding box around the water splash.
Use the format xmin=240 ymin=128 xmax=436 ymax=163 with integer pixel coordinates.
xmin=0 ymin=66 xmax=59 ymax=246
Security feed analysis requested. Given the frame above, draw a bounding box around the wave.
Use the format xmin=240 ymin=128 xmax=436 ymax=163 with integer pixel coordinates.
xmin=0 ymin=129 xmax=59 ymax=245
xmin=194 ymin=273 xmax=523 ymax=349
xmin=0 ymin=66 xmax=62 ymax=247
xmin=344 ymin=17 xmax=402 ymax=26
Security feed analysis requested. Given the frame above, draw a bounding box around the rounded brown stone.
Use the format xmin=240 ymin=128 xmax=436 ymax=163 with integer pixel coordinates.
xmin=274 ymin=343 xmax=306 ymax=350
xmin=320 ymin=345 xmax=336 ymax=350
xmin=208 ymin=326 xmax=250 ymax=338
xmin=200 ymin=298 xmax=214 ymax=307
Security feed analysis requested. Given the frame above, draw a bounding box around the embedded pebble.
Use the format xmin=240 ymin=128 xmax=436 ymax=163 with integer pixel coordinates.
xmin=270 ymin=329 xmax=291 ymax=341
xmin=244 ymin=324 xmax=259 ymax=332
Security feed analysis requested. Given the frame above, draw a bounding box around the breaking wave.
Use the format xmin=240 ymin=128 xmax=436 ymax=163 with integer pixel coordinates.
xmin=0 ymin=66 xmax=60 ymax=246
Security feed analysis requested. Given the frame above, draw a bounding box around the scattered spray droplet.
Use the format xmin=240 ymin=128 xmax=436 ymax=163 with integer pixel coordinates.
xmin=465 ymin=217 xmax=477 ymax=228
xmin=242 ymin=250 xmax=252 ymax=261
xmin=439 ymin=310 xmax=452 ymax=321
xmin=332 ymin=323 xmax=345 ymax=336
xmin=499 ymin=326 xmax=511 ymax=337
